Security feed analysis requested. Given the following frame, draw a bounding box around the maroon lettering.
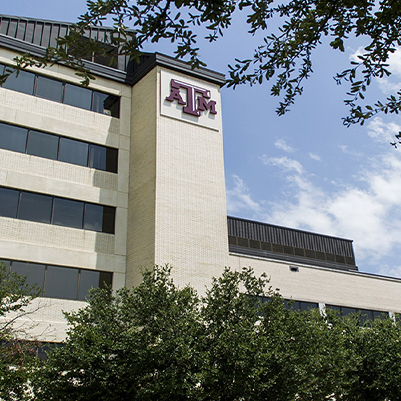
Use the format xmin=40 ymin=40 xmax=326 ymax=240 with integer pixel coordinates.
xmin=165 ymin=79 xmax=217 ymax=117
xmin=198 ymin=97 xmax=217 ymax=115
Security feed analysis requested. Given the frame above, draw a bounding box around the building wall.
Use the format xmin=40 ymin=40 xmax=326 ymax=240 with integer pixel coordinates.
xmin=0 ymin=48 xmax=131 ymax=341
xmin=127 ymin=66 xmax=228 ymax=293
xmin=229 ymin=253 xmax=401 ymax=314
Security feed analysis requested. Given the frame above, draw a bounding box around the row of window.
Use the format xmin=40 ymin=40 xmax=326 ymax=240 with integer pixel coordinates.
xmin=1 ymin=259 xmax=112 ymax=301
xmin=325 ymin=304 xmax=388 ymax=324
xmin=0 ymin=187 xmax=115 ymax=234
xmin=0 ymin=121 xmax=118 ymax=173
xmin=0 ymin=64 xmax=120 ymax=117
xmin=259 ymin=296 xmax=390 ymax=323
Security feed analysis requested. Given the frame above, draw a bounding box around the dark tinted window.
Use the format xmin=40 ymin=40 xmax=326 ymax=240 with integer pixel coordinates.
xmin=27 ymin=130 xmax=59 ymax=160
xmin=78 ymin=269 xmax=100 ymax=300
xmin=0 ymin=260 xmax=11 ymax=272
xmin=35 ymin=75 xmax=63 ymax=102
xmin=64 ymin=83 xmax=92 ymax=110
xmin=99 ymin=271 xmax=113 ymax=288
xmin=0 ymin=123 xmax=27 ymax=153
xmin=2 ymin=69 xmax=35 ymax=95
xmin=0 ymin=66 xmax=120 ymax=118
xmin=84 ymin=203 xmax=104 ymax=232
xmin=52 ymin=198 xmax=84 ymax=229
xmin=341 ymin=307 xmax=358 ymax=317
xmin=102 ymin=206 xmax=115 ymax=234
xmin=89 ymin=144 xmax=106 ymax=170
xmin=105 ymin=148 xmax=118 ymax=173
xmin=373 ymin=310 xmax=388 ymax=319
xmin=93 ymin=92 xmax=119 ymax=117
xmin=3 ymin=258 xmax=113 ymax=301
xmin=58 ymin=137 xmax=88 ymax=167
xmin=44 ymin=265 xmax=78 ymax=300
xmin=0 ymin=187 xmax=19 ymax=218
xmin=90 ymin=144 xmax=119 ymax=173
xmin=300 ymin=301 xmax=318 ymax=311
xmin=18 ymin=192 xmax=53 ymax=223
xmin=11 ymin=261 xmax=46 ymax=289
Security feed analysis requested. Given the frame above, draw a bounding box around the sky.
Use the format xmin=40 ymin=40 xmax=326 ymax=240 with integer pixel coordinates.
xmin=3 ymin=1 xmax=401 ymax=278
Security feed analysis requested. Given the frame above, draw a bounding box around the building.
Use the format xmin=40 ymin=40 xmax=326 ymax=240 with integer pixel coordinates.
xmin=0 ymin=15 xmax=400 ymax=342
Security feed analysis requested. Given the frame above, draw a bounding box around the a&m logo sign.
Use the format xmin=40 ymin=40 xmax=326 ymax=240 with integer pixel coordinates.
xmin=161 ymin=70 xmax=220 ymax=130
xmin=165 ymin=79 xmax=217 ymax=117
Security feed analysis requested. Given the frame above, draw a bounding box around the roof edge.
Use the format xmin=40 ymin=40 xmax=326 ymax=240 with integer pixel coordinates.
xmin=131 ymin=52 xmax=226 ymax=87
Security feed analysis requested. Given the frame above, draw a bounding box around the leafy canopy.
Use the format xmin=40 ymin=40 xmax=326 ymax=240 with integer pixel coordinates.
xmin=31 ymin=265 xmax=401 ymax=400
xmin=5 ymin=0 xmax=401 ymax=138
xmin=0 ymin=263 xmax=42 ymax=401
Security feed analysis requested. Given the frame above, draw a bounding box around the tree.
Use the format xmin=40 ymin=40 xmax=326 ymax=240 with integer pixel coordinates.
xmin=0 ymin=263 xmax=41 ymax=401
xmin=5 ymin=0 xmax=401 ymax=137
xmin=31 ymin=265 xmax=401 ymax=400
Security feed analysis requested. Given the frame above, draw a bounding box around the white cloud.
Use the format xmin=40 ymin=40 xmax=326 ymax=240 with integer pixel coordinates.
xmin=226 ymin=174 xmax=262 ymax=217
xmin=376 ymin=78 xmax=401 ymax=94
xmin=274 ymin=138 xmax=295 ymax=153
xmin=260 ymin=155 xmax=303 ymax=174
xmin=349 ymin=46 xmax=365 ymax=63
xmin=227 ymin=149 xmax=401 ymax=277
xmin=387 ymin=48 xmax=401 ymax=77
xmin=338 ymin=145 xmax=363 ymax=158
xmin=367 ymin=117 xmax=401 ymax=142
xmin=308 ymin=152 xmax=321 ymax=161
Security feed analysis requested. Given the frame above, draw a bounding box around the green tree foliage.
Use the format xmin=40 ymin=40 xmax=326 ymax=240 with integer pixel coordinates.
xmin=5 ymin=0 xmax=401 ymax=133
xmin=0 ymin=263 xmax=41 ymax=401
xmin=31 ymin=265 xmax=401 ymax=400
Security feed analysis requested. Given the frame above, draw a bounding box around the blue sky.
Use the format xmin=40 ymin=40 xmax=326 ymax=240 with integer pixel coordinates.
xmin=3 ymin=1 xmax=401 ymax=277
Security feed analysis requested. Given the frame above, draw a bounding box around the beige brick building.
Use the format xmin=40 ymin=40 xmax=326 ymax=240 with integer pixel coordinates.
xmin=0 ymin=15 xmax=400 ymax=342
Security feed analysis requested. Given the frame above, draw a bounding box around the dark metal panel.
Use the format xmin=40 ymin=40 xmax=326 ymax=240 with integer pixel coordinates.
xmin=0 ymin=19 xmax=9 ymax=35
xmin=59 ymin=25 xmax=69 ymax=40
xmin=16 ymin=20 xmax=26 ymax=40
xmin=41 ymin=23 xmax=52 ymax=47
xmin=227 ymin=216 xmax=355 ymax=257
xmin=33 ymin=22 xmax=43 ymax=46
xmin=49 ymin=25 xmax=60 ymax=48
xmin=7 ymin=19 xmax=18 ymax=37
xmin=97 ymin=29 xmax=105 ymax=43
xmin=25 ymin=21 xmax=35 ymax=43
xmin=90 ymin=27 xmax=98 ymax=40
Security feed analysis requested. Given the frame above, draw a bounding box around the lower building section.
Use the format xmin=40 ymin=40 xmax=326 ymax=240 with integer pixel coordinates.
xmin=228 ymin=252 xmax=401 ymax=315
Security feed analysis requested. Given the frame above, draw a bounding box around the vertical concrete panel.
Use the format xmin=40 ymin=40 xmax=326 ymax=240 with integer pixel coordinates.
xmin=126 ymin=69 xmax=158 ymax=287
xmin=154 ymin=68 xmax=228 ymax=293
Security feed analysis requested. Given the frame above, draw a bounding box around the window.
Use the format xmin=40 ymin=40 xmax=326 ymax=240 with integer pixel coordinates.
xmin=58 ymin=137 xmax=89 ymax=167
xmin=35 ymin=75 xmax=64 ymax=102
xmin=44 ymin=265 xmax=79 ymax=300
xmin=0 ymin=121 xmax=118 ymax=173
xmin=284 ymin=299 xmax=319 ymax=311
xmin=18 ymin=192 xmax=53 ymax=224
xmin=0 ymin=187 xmax=116 ymax=234
xmin=84 ymin=204 xmax=115 ymax=234
xmin=89 ymin=144 xmax=118 ymax=173
xmin=0 ymin=64 xmax=120 ymax=117
xmin=26 ymin=130 xmax=59 ymax=160
xmin=11 ymin=261 xmax=46 ymax=289
xmin=0 ymin=187 xmax=19 ymax=218
xmin=0 ymin=123 xmax=27 ymax=153
xmin=326 ymin=304 xmax=389 ymax=325
xmin=2 ymin=69 xmax=34 ymax=95
xmin=6 ymin=259 xmax=113 ymax=301
xmin=52 ymin=198 xmax=84 ymax=229
xmin=63 ymin=83 xmax=92 ymax=110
